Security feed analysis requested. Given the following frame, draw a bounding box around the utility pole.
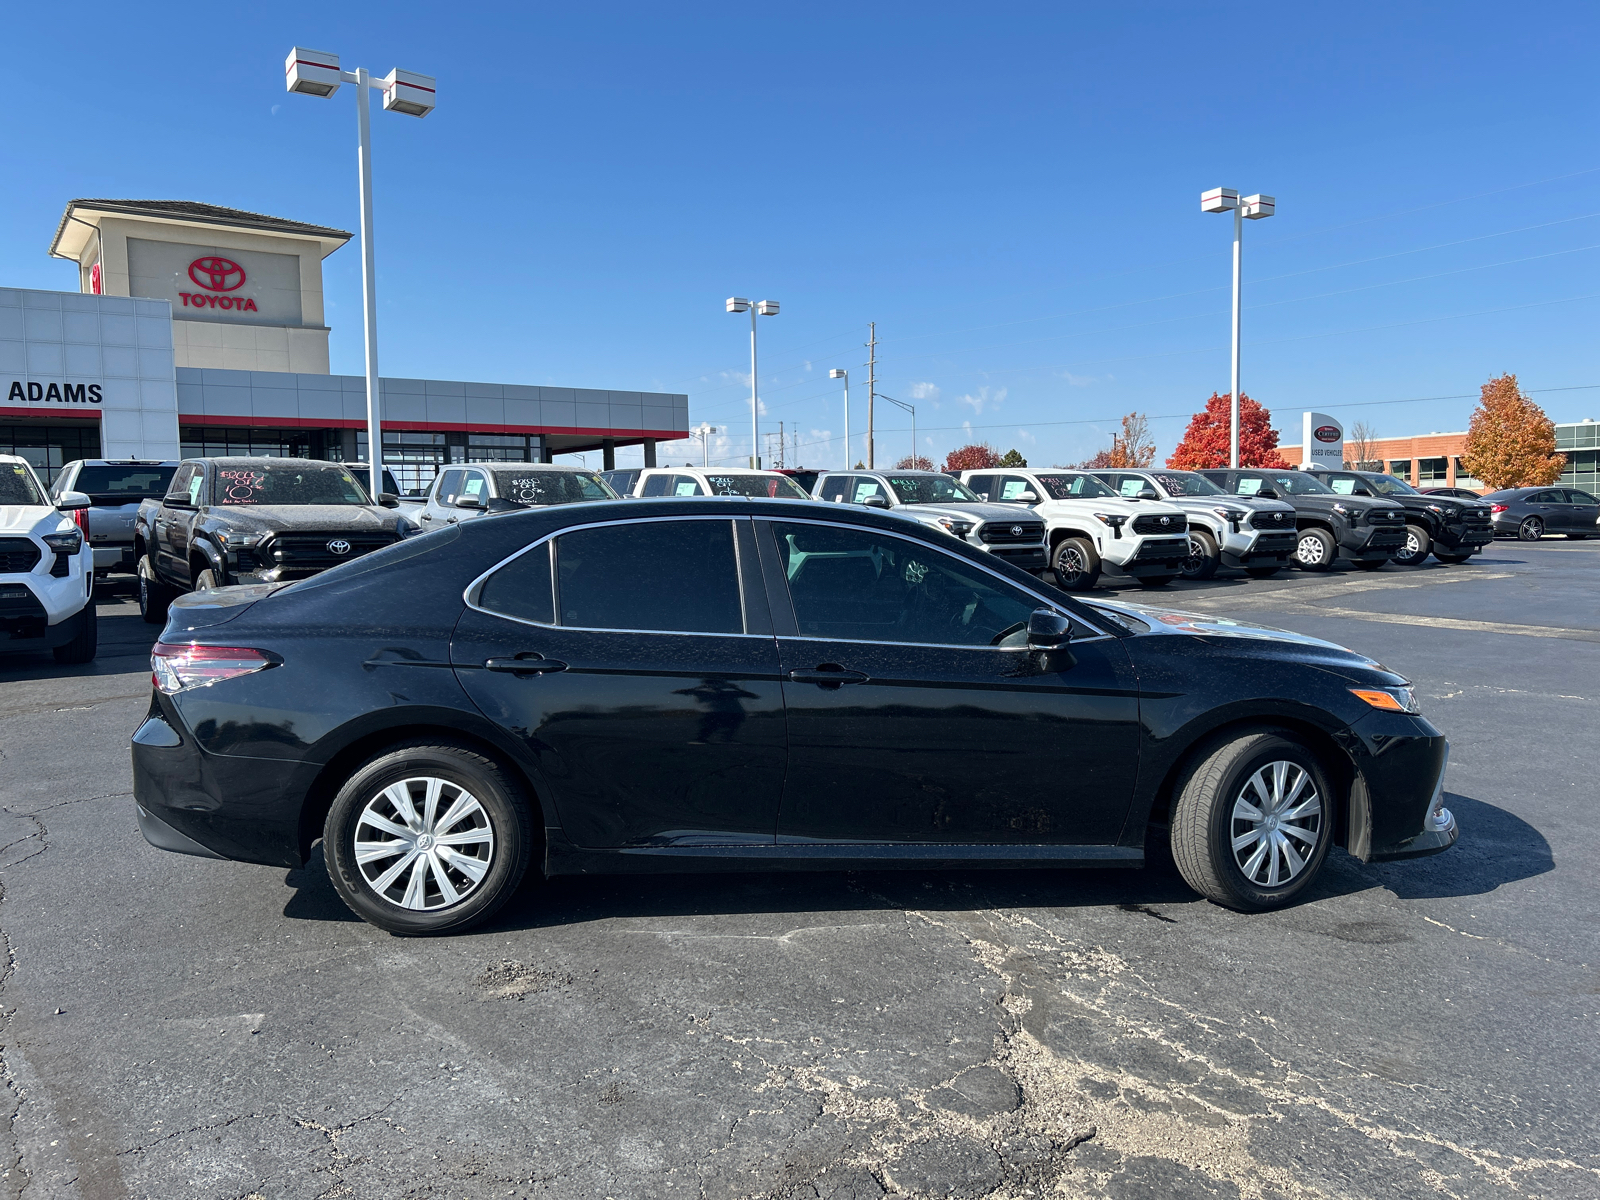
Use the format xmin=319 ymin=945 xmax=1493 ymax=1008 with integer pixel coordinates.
xmin=865 ymin=321 xmax=877 ymax=469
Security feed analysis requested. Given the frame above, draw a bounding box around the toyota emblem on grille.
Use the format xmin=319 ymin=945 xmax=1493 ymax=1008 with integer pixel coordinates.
xmin=327 ymin=539 xmax=352 ymax=555
xmin=1009 ymin=525 xmax=1023 ymax=537
xmin=1159 ymin=515 xmax=1170 ymax=526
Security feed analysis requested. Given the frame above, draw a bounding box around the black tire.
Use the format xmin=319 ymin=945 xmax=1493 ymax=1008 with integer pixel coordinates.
xmin=1518 ymin=516 xmax=1544 ymax=541
xmin=1433 ymin=551 xmax=1474 ymax=564
xmin=1244 ymin=565 xmax=1281 ymax=579
xmin=323 ymin=741 xmax=536 ymax=935
xmin=1170 ymin=730 xmax=1334 ymax=912
xmin=194 ymin=569 xmax=219 ymax=591
xmin=1352 ymin=558 xmax=1387 ymax=571
xmin=1390 ymin=524 xmax=1432 ymax=567
xmin=138 ymin=560 xmax=171 ymax=625
xmin=1137 ymin=574 xmax=1176 ymax=588
xmin=1051 ymin=536 xmax=1101 ymax=591
xmin=52 ymin=602 xmax=97 ymax=665
xmin=1180 ymin=530 xmax=1221 ymax=580
xmin=1292 ymin=527 xmax=1337 ymax=571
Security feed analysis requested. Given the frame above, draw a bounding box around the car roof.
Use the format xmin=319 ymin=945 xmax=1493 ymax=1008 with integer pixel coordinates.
xmin=461 ymin=461 xmax=591 ymax=471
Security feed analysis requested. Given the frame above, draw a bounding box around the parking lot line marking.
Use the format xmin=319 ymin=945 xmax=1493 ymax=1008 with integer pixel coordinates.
xmin=1177 ymin=572 xmax=1518 ymax=608
xmin=1309 ymin=607 xmax=1600 ymax=642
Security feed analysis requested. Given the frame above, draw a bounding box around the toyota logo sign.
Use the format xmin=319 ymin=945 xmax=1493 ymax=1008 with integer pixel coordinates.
xmin=188 ymin=256 xmax=247 ymax=292
xmin=1009 ymin=525 xmax=1023 ymax=537
xmin=1159 ymin=515 xmax=1170 ymax=526
xmin=327 ymin=539 xmax=351 ymax=555
xmin=1314 ymin=425 xmax=1342 ymax=443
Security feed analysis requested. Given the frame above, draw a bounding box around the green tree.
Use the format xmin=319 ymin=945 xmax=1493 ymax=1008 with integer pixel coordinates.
xmin=998 ymin=448 xmax=1028 ymax=467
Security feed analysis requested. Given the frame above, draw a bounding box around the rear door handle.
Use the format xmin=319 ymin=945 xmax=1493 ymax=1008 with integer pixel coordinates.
xmin=788 ymin=667 xmax=870 ymax=686
xmin=484 ymin=656 xmax=568 ymax=675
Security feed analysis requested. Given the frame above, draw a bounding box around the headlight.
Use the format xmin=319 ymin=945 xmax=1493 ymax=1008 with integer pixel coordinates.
xmin=42 ymin=530 xmax=82 ymax=554
xmin=1349 ymin=686 xmax=1420 ymax=714
xmin=936 ymin=517 xmax=974 ymax=538
xmin=1425 ymin=504 xmax=1459 ymax=518
xmin=1211 ymin=506 xmax=1247 ymax=522
xmin=1091 ymin=512 xmax=1126 ymax=526
xmin=1330 ymin=503 xmax=1362 ymax=524
xmin=215 ymin=531 xmax=261 ymax=548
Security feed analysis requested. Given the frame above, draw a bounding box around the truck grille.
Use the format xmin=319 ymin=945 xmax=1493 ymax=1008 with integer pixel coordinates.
xmin=1133 ymin=536 xmax=1188 ymax=562
xmin=260 ymin=532 xmax=398 ymax=572
xmin=1367 ymin=509 xmax=1404 ymax=524
xmin=1367 ymin=528 xmax=1407 ymax=549
xmin=1130 ymin=513 xmax=1186 ymax=535
xmin=0 ymin=538 xmax=42 ymax=574
xmin=1249 ymin=510 xmax=1293 ymax=530
xmin=977 ymin=520 xmax=1044 ymax=545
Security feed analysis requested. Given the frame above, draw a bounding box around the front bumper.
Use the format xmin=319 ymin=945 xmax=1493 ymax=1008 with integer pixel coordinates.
xmin=980 ymin=543 xmax=1047 ymax=570
xmin=1222 ymin=528 xmax=1296 ymax=566
xmin=1341 ymin=710 xmax=1455 ymax=861
xmin=1344 ymin=525 xmax=1407 ymax=558
xmin=1435 ymin=522 xmax=1494 ymax=551
xmin=0 ymin=589 xmax=93 ymax=651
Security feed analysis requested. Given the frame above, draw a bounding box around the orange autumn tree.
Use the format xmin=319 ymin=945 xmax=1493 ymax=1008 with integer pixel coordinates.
xmin=1167 ymin=392 xmax=1286 ymax=469
xmin=1459 ymin=373 xmax=1565 ymax=489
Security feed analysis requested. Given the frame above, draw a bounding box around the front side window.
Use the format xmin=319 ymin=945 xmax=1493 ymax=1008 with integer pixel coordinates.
xmin=1363 ymin=474 xmax=1418 ymax=497
xmin=885 ymin=475 xmax=978 ymax=505
xmin=0 ymin=462 xmax=44 ymax=506
xmin=1237 ymin=472 xmax=1333 ymax=497
xmin=1033 ymin=472 xmax=1115 ymax=499
xmin=671 ymin=476 xmax=704 ymax=497
xmin=492 ymin=469 xmax=614 ymax=504
xmin=187 ymin=470 xmax=205 ymax=505
xmin=1566 ymin=490 xmax=1598 ymax=505
xmin=165 ymin=464 xmax=198 ymax=504
xmin=557 ymin=520 xmax=743 ymax=634
xmin=851 ymin=478 xmax=886 ymax=504
xmin=995 ymin=475 xmax=1037 ymax=502
xmin=461 ymin=471 xmax=489 ymax=502
xmin=1114 ymin=476 xmax=1148 ymax=498
xmin=771 ymin=521 xmax=1039 ymax=648
xmin=703 ymin=473 xmax=809 ymax=499
xmin=212 ymin=463 xmax=367 ymax=506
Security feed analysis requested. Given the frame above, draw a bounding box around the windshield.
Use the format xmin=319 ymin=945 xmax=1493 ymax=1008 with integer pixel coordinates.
xmin=70 ymin=465 xmax=176 ymax=501
xmin=703 ymin=473 xmax=810 ymax=499
xmin=1337 ymin=473 xmax=1418 ymax=497
xmin=1150 ymin=471 xmax=1224 ymax=497
xmin=213 ymin=463 xmax=369 ymax=506
xmin=887 ymin=475 xmax=979 ymax=504
xmin=1 ymin=462 xmax=45 ymax=506
xmin=491 ymin=469 xmax=615 ymax=505
xmin=1236 ymin=472 xmax=1334 ymax=497
xmin=1033 ymin=472 xmax=1115 ymax=499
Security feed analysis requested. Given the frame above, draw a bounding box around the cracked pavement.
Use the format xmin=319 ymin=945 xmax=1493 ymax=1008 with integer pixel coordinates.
xmin=1 ymin=541 xmax=1597 ymax=1199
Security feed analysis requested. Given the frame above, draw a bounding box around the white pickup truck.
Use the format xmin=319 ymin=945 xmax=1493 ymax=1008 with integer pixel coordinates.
xmin=0 ymin=455 xmax=97 ymax=663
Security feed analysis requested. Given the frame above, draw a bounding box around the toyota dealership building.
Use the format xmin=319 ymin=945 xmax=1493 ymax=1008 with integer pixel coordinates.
xmin=2 ymin=199 xmax=687 ymax=489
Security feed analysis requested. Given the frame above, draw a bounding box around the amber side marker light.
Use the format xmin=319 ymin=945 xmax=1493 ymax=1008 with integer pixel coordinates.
xmin=1350 ymin=688 xmax=1412 ymax=712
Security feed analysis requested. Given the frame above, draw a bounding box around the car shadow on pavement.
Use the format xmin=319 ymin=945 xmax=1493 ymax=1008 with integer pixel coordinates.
xmin=1360 ymin=790 xmax=1554 ymax=900
xmin=0 ymin=599 xmax=156 ymax=684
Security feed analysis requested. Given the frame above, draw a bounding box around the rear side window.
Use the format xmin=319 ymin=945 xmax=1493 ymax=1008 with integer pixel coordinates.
xmin=71 ymin=465 xmax=176 ymax=500
xmin=639 ymin=473 xmax=672 ymax=497
xmin=556 ymin=520 xmax=743 ymax=634
xmin=817 ymin=475 xmax=850 ymax=502
xmin=435 ymin=469 xmax=465 ymax=505
xmin=476 ymin=542 xmax=555 ymax=624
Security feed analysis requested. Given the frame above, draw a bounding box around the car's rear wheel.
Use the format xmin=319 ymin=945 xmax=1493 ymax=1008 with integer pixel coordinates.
xmin=194 ymin=569 xmax=219 ymax=591
xmin=1170 ymin=730 xmax=1333 ymax=911
xmin=1391 ymin=524 xmax=1432 ymax=567
xmin=52 ymin=602 xmax=97 ymax=665
xmin=1293 ymin=527 xmax=1336 ymax=571
xmin=1180 ymin=530 xmax=1220 ymax=580
xmin=1051 ymin=537 xmax=1101 ymax=591
xmin=138 ymin=559 xmax=171 ymax=625
xmin=324 ymin=742 xmax=535 ymax=935
xmin=1518 ymin=516 xmax=1544 ymax=541
xmin=1244 ymin=565 xmax=1281 ymax=579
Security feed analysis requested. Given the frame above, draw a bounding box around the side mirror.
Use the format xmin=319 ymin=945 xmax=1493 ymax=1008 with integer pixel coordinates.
xmin=485 ymin=496 xmax=526 ymax=513
xmin=1255 ymin=487 xmax=1279 ymax=499
xmin=1352 ymin=485 xmax=1373 ymax=497
xmin=455 ymin=495 xmax=487 ymax=509
xmin=378 ymin=491 xmax=401 ymax=508
xmin=861 ymin=495 xmax=891 ymax=509
xmin=978 ymin=492 xmax=990 ymax=502
xmin=1026 ymin=608 xmax=1072 ymax=650
xmin=1136 ymin=487 xmax=1159 ymax=501
xmin=56 ymin=490 xmax=92 ymax=511
xmin=1016 ymin=490 xmax=1039 ymax=503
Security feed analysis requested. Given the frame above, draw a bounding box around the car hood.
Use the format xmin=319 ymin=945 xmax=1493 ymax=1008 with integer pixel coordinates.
xmin=900 ymin=501 xmax=1043 ymax=523
xmin=0 ymin=505 xmax=75 ymax=539
xmin=202 ymin=505 xmax=405 ymax=534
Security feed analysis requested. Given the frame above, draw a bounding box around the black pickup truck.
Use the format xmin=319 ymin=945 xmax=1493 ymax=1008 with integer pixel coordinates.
xmin=1304 ymin=467 xmax=1495 ymax=566
xmin=1198 ymin=467 xmax=1408 ymax=571
xmin=135 ymin=457 xmax=409 ymax=623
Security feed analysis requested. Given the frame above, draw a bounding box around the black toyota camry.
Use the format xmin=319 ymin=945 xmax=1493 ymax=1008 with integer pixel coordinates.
xmin=132 ymin=498 xmax=1457 ymax=934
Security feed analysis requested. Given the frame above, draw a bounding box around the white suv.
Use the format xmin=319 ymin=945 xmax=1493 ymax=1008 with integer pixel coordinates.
xmin=0 ymin=455 xmax=97 ymax=663
xmin=622 ymin=467 xmax=812 ymax=499
xmin=959 ymin=467 xmax=1189 ymax=590
xmin=1090 ymin=468 xmax=1298 ymax=580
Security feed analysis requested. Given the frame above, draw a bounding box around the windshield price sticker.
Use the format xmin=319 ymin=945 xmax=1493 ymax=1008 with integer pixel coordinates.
xmin=218 ymin=469 xmax=266 ymax=503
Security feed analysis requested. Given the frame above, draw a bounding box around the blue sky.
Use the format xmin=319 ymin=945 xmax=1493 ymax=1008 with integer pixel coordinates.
xmin=3 ymin=2 xmax=1596 ymax=469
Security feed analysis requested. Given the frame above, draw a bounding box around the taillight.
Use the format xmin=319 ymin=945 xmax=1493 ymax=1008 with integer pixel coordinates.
xmin=71 ymin=507 xmax=89 ymax=534
xmin=1490 ymin=504 xmax=1507 ymax=513
xmin=151 ymin=643 xmax=279 ymax=694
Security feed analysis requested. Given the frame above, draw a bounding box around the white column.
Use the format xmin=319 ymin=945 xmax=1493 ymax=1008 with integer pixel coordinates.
xmin=355 ymin=67 xmax=383 ymax=500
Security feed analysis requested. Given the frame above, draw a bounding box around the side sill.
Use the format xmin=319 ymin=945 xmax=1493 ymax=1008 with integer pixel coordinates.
xmin=547 ymin=842 xmax=1143 ymax=876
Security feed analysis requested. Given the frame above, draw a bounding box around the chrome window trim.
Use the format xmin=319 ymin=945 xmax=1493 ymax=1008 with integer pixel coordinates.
xmin=758 ymin=515 xmax=1111 ymax=644
xmin=463 ymin=514 xmax=765 ymax=638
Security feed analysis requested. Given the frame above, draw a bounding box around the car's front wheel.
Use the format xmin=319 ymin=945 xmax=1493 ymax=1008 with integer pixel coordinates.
xmin=1051 ymin=537 xmax=1101 ymax=591
xmin=138 ymin=559 xmax=171 ymax=625
xmin=1293 ymin=527 xmax=1336 ymax=571
xmin=1170 ymin=730 xmax=1333 ymax=911
xmin=324 ymin=742 xmax=536 ymax=935
xmin=1391 ymin=524 xmax=1432 ymax=567
xmin=52 ymin=602 xmax=97 ymax=665
xmin=1180 ymin=530 xmax=1220 ymax=580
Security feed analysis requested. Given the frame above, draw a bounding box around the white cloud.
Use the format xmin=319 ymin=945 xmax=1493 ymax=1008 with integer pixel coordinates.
xmin=1015 ymin=428 xmax=1037 ymax=444
xmin=909 ymin=381 xmax=941 ymax=402
xmin=959 ymin=386 xmax=1007 ymax=415
xmin=1059 ymin=372 xmax=1095 ymax=388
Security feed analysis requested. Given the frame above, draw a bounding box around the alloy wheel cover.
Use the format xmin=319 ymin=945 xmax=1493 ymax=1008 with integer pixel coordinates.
xmin=1296 ymin=534 xmax=1326 ymax=564
xmin=1056 ymin=545 xmax=1085 ymax=580
xmin=1230 ymin=761 xmax=1322 ymax=887
xmin=355 ymin=776 xmax=496 ymax=911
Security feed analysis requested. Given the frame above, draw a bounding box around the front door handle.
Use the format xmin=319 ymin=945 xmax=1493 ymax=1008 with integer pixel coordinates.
xmin=484 ymin=656 xmax=568 ymax=675
xmin=788 ymin=666 xmax=870 ymax=687
xmin=420 ymin=512 xmax=433 ymax=521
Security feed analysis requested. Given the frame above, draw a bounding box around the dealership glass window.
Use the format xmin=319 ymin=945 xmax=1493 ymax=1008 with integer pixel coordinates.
xmin=555 ymin=520 xmax=743 ymax=634
xmin=1453 ymin=458 xmax=1485 ymax=491
xmin=771 ymin=521 xmax=1038 ymax=648
xmin=181 ymin=426 xmax=317 ymax=461
xmin=1555 ymin=423 xmax=1599 ymax=450
xmin=1559 ymin=449 xmax=1598 ymax=491
xmin=1387 ymin=460 xmax=1413 ymax=478
xmin=1418 ymin=457 xmax=1449 ymax=484
xmin=0 ymin=423 xmax=102 ymax=486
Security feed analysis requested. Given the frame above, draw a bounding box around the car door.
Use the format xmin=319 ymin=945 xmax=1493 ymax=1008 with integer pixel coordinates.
xmin=757 ymin=517 xmax=1140 ymax=845
xmin=455 ymin=469 xmax=490 ymax=521
xmin=450 ymin=514 xmax=788 ymax=848
xmin=420 ymin=469 xmax=465 ymax=529
xmin=155 ymin=464 xmax=202 ymax=582
xmin=1527 ymin=490 xmax=1564 ymax=531
xmin=1567 ymin=490 xmax=1600 ymax=532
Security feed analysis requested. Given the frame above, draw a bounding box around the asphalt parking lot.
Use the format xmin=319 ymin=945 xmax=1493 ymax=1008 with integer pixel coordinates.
xmin=2 ymin=542 xmax=1597 ymax=1200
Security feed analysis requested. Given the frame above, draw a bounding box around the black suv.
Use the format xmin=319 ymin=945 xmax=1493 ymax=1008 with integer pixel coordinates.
xmin=1305 ymin=468 xmax=1494 ymax=566
xmin=1198 ymin=468 xmax=1408 ymax=571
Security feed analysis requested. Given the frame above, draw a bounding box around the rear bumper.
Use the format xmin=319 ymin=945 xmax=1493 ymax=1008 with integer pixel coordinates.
xmin=92 ymin=544 xmax=139 ymax=573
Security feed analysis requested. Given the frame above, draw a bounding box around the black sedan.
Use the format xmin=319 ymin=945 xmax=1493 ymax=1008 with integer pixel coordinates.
xmin=1482 ymin=486 xmax=1600 ymax=540
xmin=132 ymin=499 xmax=1456 ymax=934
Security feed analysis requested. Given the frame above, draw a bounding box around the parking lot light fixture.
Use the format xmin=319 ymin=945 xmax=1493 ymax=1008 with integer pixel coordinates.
xmin=1202 ymin=186 xmax=1275 ymax=468
xmin=727 ymin=297 xmax=779 ymax=467
xmin=879 ymin=394 xmax=915 ymax=468
xmin=829 ymin=368 xmax=849 ymax=469
xmin=287 ymin=46 xmax=436 ymax=504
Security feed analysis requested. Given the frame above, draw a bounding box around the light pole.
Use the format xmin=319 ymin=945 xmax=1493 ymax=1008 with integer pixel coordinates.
xmin=725 ymin=297 xmax=779 ymax=467
xmin=286 ymin=48 xmax=436 ymax=503
xmin=878 ymin=394 xmax=916 ymax=468
xmin=829 ymin=367 xmax=849 ymax=469
xmin=1201 ymin=187 xmax=1274 ymax=468
xmin=692 ymin=424 xmax=719 ymax=466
